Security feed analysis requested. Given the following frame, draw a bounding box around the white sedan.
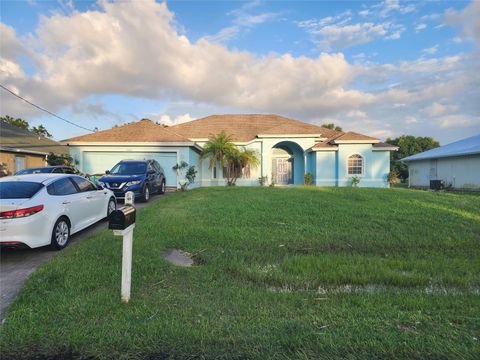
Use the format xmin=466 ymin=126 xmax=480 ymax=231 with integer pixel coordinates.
xmin=0 ymin=174 xmax=116 ymax=250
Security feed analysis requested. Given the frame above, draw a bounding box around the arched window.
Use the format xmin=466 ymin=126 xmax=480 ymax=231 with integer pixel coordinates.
xmin=347 ymin=154 xmax=364 ymax=176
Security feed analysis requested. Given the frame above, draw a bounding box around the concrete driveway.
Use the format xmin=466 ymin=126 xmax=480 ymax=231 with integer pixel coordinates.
xmin=0 ymin=194 xmax=165 ymax=323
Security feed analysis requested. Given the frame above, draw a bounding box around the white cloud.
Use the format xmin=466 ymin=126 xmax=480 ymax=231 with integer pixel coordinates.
xmin=346 ymin=110 xmax=367 ymax=118
xmin=158 ymin=113 xmax=196 ymax=126
xmin=422 ymin=45 xmax=439 ymax=55
xmin=405 ymin=116 xmax=417 ymax=124
xmin=415 ymin=23 xmax=427 ymax=32
xmin=0 ymin=1 xmax=374 ymax=120
xmin=359 ymin=10 xmax=370 ymax=18
xmin=423 ymin=102 xmax=447 ymax=117
xmin=421 ymin=13 xmax=441 ymax=21
xmin=444 ymin=1 xmax=480 ymax=48
xmin=204 ymin=26 xmax=240 ymax=44
xmin=439 ymin=114 xmax=480 ymax=129
xmin=299 ymin=20 xmax=404 ymax=49
xmin=205 ymin=1 xmax=280 ymax=44
xmin=373 ymin=0 xmax=415 ymax=18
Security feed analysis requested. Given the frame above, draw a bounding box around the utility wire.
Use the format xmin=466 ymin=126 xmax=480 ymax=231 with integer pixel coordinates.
xmin=0 ymin=84 xmax=95 ymax=132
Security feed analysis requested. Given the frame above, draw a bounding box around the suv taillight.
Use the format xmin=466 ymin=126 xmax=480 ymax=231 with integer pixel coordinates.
xmin=0 ymin=205 xmax=44 ymax=219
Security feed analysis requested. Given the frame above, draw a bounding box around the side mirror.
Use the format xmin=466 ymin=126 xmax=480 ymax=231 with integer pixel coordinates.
xmin=105 ymin=170 xmax=111 ymax=175
xmin=96 ymin=185 xmax=104 ymax=190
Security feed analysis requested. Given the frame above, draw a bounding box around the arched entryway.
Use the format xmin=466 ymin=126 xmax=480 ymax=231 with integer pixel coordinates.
xmin=271 ymin=141 xmax=305 ymax=185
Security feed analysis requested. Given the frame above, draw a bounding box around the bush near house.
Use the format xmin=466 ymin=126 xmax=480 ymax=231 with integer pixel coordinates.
xmin=1 ymin=187 xmax=479 ymax=359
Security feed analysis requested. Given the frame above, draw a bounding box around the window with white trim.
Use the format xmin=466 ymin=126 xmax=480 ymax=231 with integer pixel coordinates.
xmin=347 ymin=154 xmax=363 ymax=175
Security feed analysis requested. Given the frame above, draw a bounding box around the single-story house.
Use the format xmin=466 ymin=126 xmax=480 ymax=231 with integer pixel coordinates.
xmin=62 ymin=114 xmax=397 ymax=188
xmin=402 ymin=134 xmax=480 ymax=190
xmin=0 ymin=121 xmax=68 ymax=174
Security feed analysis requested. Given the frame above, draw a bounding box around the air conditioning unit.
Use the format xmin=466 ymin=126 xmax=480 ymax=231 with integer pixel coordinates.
xmin=430 ymin=180 xmax=444 ymax=190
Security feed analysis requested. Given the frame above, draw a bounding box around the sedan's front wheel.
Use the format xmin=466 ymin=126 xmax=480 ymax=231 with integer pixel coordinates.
xmin=107 ymin=197 xmax=116 ymax=219
xmin=50 ymin=217 xmax=70 ymax=251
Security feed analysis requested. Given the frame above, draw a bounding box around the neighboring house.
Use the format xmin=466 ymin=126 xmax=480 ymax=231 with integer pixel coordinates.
xmin=62 ymin=115 xmax=397 ymax=188
xmin=0 ymin=121 xmax=68 ymax=174
xmin=402 ymin=134 xmax=480 ymax=190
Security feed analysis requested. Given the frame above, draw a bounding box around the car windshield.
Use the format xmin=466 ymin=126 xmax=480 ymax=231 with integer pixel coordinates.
xmin=16 ymin=168 xmax=52 ymax=175
xmin=109 ymin=162 xmax=147 ymax=175
xmin=0 ymin=182 xmax=44 ymax=199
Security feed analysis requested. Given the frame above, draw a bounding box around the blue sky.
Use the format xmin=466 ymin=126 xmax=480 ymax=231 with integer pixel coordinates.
xmin=1 ymin=0 xmax=479 ymax=143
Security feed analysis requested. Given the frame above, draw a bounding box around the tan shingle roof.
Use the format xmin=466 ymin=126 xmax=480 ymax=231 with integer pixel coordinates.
xmin=169 ymin=114 xmax=339 ymax=141
xmin=312 ymin=131 xmax=380 ymax=149
xmin=373 ymin=142 xmax=398 ymax=149
xmin=312 ymin=142 xmax=338 ymax=150
xmin=330 ymin=131 xmax=379 ymax=142
xmin=63 ymin=119 xmax=190 ymax=143
xmin=1 ymin=121 xmax=68 ymax=155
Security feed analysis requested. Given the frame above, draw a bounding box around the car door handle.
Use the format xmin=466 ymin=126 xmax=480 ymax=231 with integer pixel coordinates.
xmin=86 ymin=196 xmax=93 ymax=199
xmin=62 ymin=201 xmax=71 ymax=204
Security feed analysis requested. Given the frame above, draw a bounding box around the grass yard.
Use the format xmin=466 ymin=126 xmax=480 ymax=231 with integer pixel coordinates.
xmin=1 ymin=187 xmax=479 ymax=359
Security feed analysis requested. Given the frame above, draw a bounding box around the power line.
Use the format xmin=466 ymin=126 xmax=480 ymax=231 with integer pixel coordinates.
xmin=0 ymin=84 xmax=95 ymax=132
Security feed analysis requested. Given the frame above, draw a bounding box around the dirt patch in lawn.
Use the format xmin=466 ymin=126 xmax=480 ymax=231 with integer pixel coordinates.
xmin=161 ymin=249 xmax=194 ymax=267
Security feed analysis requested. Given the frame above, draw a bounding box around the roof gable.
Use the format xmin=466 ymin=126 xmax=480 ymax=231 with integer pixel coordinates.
xmin=62 ymin=119 xmax=190 ymax=143
xmin=169 ymin=114 xmax=339 ymax=141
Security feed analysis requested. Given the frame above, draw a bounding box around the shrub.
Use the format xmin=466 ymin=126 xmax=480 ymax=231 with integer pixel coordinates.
xmin=173 ymin=161 xmax=197 ymax=191
xmin=351 ymin=176 xmax=360 ymax=187
xmin=258 ymin=176 xmax=268 ymax=186
xmin=387 ymin=169 xmax=400 ymax=185
xmin=304 ymin=172 xmax=313 ymax=186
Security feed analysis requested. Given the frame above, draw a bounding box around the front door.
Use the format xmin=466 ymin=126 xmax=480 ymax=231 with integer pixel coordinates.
xmin=275 ymin=158 xmax=292 ymax=185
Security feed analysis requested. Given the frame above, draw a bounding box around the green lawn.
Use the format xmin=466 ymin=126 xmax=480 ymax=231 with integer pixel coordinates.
xmin=1 ymin=187 xmax=479 ymax=359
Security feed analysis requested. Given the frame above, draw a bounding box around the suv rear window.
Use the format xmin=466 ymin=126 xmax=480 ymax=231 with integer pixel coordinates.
xmin=0 ymin=182 xmax=44 ymax=199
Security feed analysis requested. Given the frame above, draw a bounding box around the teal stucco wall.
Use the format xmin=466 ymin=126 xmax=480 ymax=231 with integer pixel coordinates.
xmin=312 ymin=145 xmax=390 ymax=187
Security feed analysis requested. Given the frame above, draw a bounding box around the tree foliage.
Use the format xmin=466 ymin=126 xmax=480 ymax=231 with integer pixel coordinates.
xmin=201 ymin=131 xmax=259 ymax=186
xmin=386 ymin=135 xmax=440 ymax=181
xmin=31 ymin=125 xmax=52 ymax=138
xmin=173 ymin=161 xmax=197 ymax=191
xmin=200 ymin=131 xmax=237 ymax=170
xmin=321 ymin=123 xmax=343 ymax=132
xmin=46 ymin=152 xmax=74 ymax=166
xmin=1 ymin=115 xmax=29 ymax=129
xmin=1 ymin=115 xmax=52 ymax=138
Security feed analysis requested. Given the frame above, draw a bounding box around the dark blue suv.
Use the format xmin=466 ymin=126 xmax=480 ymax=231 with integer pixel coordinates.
xmin=98 ymin=160 xmax=166 ymax=202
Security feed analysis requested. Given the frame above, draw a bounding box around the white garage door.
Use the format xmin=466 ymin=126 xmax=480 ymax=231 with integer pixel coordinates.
xmin=82 ymin=151 xmax=178 ymax=187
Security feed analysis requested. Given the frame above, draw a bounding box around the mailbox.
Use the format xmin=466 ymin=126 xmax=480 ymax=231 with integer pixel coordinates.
xmin=109 ymin=205 xmax=136 ymax=230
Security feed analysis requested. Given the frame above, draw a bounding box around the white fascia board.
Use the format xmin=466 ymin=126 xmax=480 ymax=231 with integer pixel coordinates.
xmin=0 ymin=146 xmax=49 ymax=156
xmin=310 ymin=147 xmax=338 ymax=152
xmin=332 ymin=139 xmax=381 ymax=144
xmin=256 ymin=134 xmax=322 ymax=139
xmin=62 ymin=141 xmax=196 ymax=147
xmin=372 ymin=147 xmax=398 ymax=151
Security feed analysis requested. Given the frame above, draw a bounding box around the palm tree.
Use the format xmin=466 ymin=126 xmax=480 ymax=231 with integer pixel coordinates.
xmin=224 ymin=148 xmax=260 ymax=186
xmin=201 ymin=130 xmax=237 ymax=171
xmin=201 ymin=131 xmax=259 ymax=186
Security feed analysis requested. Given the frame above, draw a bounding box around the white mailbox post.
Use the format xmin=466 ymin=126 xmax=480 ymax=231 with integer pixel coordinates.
xmin=109 ymin=191 xmax=136 ymax=304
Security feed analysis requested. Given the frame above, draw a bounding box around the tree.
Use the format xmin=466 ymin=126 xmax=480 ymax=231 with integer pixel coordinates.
xmin=201 ymin=131 xmax=259 ymax=186
xmin=386 ymin=135 xmax=440 ymax=181
xmin=31 ymin=125 xmax=52 ymax=138
xmin=1 ymin=115 xmax=29 ymax=129
xmin=224 ymin=148 xmax=260 ymax=186
xmin=200 ymin=131 xmax=237 ymax=170
xmin=321 ymin=123 xmax=343 ymax=132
